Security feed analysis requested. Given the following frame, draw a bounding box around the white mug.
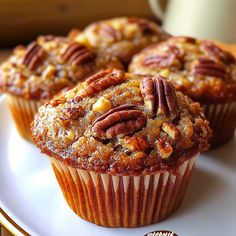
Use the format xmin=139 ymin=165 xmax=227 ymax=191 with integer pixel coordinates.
xmin=149 ymin=0 xmax=236 ymax=42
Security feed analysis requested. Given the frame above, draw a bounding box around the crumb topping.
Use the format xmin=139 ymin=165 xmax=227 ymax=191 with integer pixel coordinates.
xmin=0 ymin=35 xmax=123 ymax=100
xmin=32 ymin=69 xmax=211 ymax=175
xmin=129 ymin=37 xmax=236 ymax=103
xmin=71 ymin=17 xmax=170 ymax=64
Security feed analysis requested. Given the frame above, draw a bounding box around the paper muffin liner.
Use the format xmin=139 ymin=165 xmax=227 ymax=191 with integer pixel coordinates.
xmin=49 ymin=156 xmax=197 ymax=227
xmin=6 ymin=94 xmax=44 ymax=141
xmin=202 ymin=101 xmax=236 ymax=147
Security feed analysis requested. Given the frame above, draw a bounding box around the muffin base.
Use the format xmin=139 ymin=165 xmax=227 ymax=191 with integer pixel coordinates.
xmin=49 ymin=156 xmax=197 ymax=227
xmin=6 ymin=94 xmax=44 ymax=141
xmin=203 ymin=101 xmax=236 ymax=147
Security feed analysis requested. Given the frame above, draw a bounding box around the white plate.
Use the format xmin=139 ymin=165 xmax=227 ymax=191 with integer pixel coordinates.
xmin=0 ymin=96 xmax=236 ymax=236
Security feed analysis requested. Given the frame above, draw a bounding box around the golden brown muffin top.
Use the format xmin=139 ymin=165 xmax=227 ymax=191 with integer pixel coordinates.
xmin=129 ymin=36 xmax=236 ymax=103
xmin=32 ymin=69 xmax=211 ymax=175
xmin=0 ymin=35 xmax=123 ymax=100
xmin=70 ymin=17 xmax=170 ymax=65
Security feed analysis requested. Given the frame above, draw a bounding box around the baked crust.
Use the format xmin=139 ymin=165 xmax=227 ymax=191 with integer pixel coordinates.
xmin=0 ymin=35 xmax=123 ymax=100
xmin=129 ymin=36 xmax=236 ymax=103
xmin=32 ymin=69 xmax=211 ymax=175
xmin=71 ymin=17 xmax=170 ymax=65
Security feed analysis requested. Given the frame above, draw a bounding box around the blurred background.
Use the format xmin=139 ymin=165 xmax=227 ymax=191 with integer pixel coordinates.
xmin=1 ymin=0 xmax=236 ymax=57
xmin=0 ymin=0 xmax=167 ymax=48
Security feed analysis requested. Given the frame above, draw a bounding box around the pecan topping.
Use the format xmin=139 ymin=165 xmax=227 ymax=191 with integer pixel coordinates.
xmin=193 ymin=58 xmax=228 ymax=79
xmin=79 ymin=68 xmax=126 ymax=97
xmin=61 ymin=42 xmax=95 ymax=66
xmin=123 ymin=135 xmax=149 ymax=151
xmin=50 ymin=97 xmax=67 ymax=107
xmin=143 ymin=45 xmax=182 ymax=68
xmin=162 ymin=122 xmax=180 ymax=140
xmin=144 ymin=54 xmax=176 ymax=68
xmin=140 ymin=76 xmax=179 ymax=118
xmin=91 ymin=104 xmax=147 ymax=139
xmin=202 ymin=41 xmax=235 ymax=64
xmin=99 ymin=25 xmax=119 ymax=40
xmin=62 ymin=106 xmax=85 ymax=119
xmin=23 ymin=42 xmax=46 ymax=70
xmin=156 ymin=138 xmax=173 ymax=159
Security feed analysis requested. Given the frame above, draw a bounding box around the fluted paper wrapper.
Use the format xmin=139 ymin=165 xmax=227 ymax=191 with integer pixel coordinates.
xmin=6 ymin=95 xmax=44 ymax=141
xmin=203 ymin=101 xmax=236 ymax=147
xmin=49 ymin=156 xmax=197 ymax=227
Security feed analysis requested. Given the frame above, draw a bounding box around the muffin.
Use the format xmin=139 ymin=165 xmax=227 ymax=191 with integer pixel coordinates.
xmin=129 ymin=36 xmax=236 ymax=147
xmin=32 ymin=69 xmax=211 ymax=227
xmin=70 ymin=17 xmax=170 ymax=65
xmin=0 ymin=35 xmax=123 ymax=141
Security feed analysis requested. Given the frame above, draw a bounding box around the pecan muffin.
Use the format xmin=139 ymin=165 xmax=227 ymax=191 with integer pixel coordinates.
xmin=129 ymin=36 xmax=236 ymax=147
xmin=70 ymin=17 xmax=170 ymax=65
xmin=32 ymin=69 xmax=211 ymax=227
xmin=0 ymin=35 xmax=123 ymax=141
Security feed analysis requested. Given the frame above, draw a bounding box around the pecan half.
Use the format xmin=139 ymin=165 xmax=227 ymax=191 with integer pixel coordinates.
xmin=79 ymin=68 xmax=126 ymax=97
xmin=140 ymin=76 xmax=179 ymax=118
xmin=61 ymin=42 xmax=95 ymax=66
xmin=99 ymin=25 xmax=118 ymax=40
xmin=144 ymin=54 xmax=176 ymax=68
xmin=144 ymin=45 xmax=182 ymax=68
xmin=23 ymin=42 xmax=46 ymax=70
xmin=91 ymin=104 xmax=147 ymax=139
xmin=193 ymin=58 xmax=228 ymax=79
xmin=202 ymin=41 xmax=235 ymax=64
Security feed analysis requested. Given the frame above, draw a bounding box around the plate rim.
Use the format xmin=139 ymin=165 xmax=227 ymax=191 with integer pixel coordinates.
xmin=0 ymin=96 xmax=30 ymax=235
xmin=0 ymin=208 xmax=30 ymax=236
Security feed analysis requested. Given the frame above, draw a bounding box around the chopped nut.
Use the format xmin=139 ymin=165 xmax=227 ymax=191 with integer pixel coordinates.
xmin=23 ymin=42 xmax=46 ymax=70
xmin=156 ymin=138 xmax=173 ymax=159
xmin=124 ymin=24 xmax=137 ymax=36
xmin=112 ymin=21 xmax=121 ymax=30
xmin=63 ymin=105 xmax=85 ymax=119
xmin=42 ymin=41 xmax=57 ymax=51
xmin=50 ymin=97 xmax=67 ymax=107
xmin=162 ymin=123 xmax=180 ymax=140
xmin=123 ymin=135 xmax=149 ymax=151
xmin=66 ymin=130 xmax=75 ymax=140
xmin=14 ymin=73 xmax=26 ymax=86
xmin=92 ymin=97 xmax=112 ymax=113
xmin=159 ymin=69 xmax=170 ymax=78
xmin=73 ymin=136 xmax=87 ymax=149
xmin=42 ymin=65 xmax=56 ymax=80
xmin=75 ymin=34 xmax=90 ymax=46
